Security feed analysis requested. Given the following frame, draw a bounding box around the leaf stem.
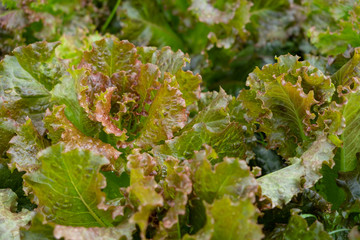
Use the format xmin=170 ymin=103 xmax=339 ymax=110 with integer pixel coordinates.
xmin=101 ymin=0 xmax=122 ymax=33
xmin=177 ymin=215 xmax=181 ymax=239
xmin=329 ymin=228 xmax=350 ymax=235
xmin=300 ymin=213 xmax=317 ymax=221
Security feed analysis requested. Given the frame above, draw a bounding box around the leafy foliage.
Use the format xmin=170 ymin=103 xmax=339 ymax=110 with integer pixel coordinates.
xmin=0 ymin=189 xmax=35 ymax=240
xmin=2 ymin=1 xmax=360 ymax=239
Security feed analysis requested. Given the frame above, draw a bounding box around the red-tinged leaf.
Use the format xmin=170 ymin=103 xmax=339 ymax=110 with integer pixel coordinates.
xmin=126 ymin=151 xmax=163 ymax=238
xmin=161 ymin=157 xmax=192 ymax=229
xmin=135 ymin=74 xmax=187 ymax=149
xmin=44 ymin=106 xmax=121 ymax=171
xmin=81 ymin=38 xmax=138 ymax=76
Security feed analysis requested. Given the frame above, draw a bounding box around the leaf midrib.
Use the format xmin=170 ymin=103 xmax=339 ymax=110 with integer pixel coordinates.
xmin=340 ymin=93 xmax=360 ymax=171
xmin=61 ymin=157 xmax=110 ymax=227
xmin=276 ymin=83 xmax=308 ymax=142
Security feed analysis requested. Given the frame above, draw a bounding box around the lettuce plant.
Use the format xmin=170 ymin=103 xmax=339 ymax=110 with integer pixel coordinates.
xmin=1 ymin=35 xmax=360 ymax=239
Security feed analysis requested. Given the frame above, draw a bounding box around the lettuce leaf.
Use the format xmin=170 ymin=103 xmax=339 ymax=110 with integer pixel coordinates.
xmin=76 ymin=37 xmax=200 ymax=148
xmin=0 ymin=189 xmax=35 ymax=240
xmin=24 ymin=144 xmax=114 ymax=227
xmin=0 ymin=41 xmax=66 ymax=133
xmin=258 ymin=135 xmax=335 ymax=208
xmin=247 ymin=54 xmax=335 ymax=157
xmin=7 ymin=118 xmax=48 ymax=173
xmin=183 ymin=196 xmax=263 ymax=240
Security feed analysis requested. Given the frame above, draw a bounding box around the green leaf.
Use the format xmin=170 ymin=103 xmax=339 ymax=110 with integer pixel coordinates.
xmin=44 ymin=105 xmax=121 ymax=171
xmin=154 ymin=89 xmax=252 ymax=160
xmin=101 ymin=171 xmax=130 ymax=201
xmin=309 ymin=3 xmax=360 ymax=56
xmin=267 ymin=211 xmax=332 ymax=240
xmin=12 ymin=41 xmax=65 ymax=91
xmin=161 ymin=157 xmax=192 ymax=229
xmin=247 ymin=0 xmax=292 ymax=48
xmin=24 ymin=143 xmax=114 ymax=227
xmin=137 ymin=46 xmax=188 ymax=77
xmin=51 ymin=69 xmax=100 ymax=137
xmin=55 ymin=32 xmax=102 ymax=67
xmin=7 ymin=118 xmax=48 ymax=172
xmin=247 ymin=54 xmax=334 ymax=157
xmin=19 ymin=214 xmax=56 ymax=240
xmin=81 ymin=37 xmax=137 ymax=77
xmin=190 ymin=148 xmax=258 ymax=204
xmin=337 ymin=161 xmax=360 ymax=213
xmin=77 ymin=37 xmax=200 ymax=148
xmin=0 ymin=41 xmax=65 ymax=133
xmin=236 ymin=89 xmax=270 ymax=124
xmin=315 ymin=162 xmax=346 ymax=210
xmin=0 ymin=117 xmax=16 ymax=156
xmin=189 ymin=0 xmax=251 ymax=48
xmin=258 ymin=135 xmax=335 ymax=208
xmin=261 ymin=78 xmax=316 ymax=156
xmin=331 ymin=47 xmax=360 ymax=88
xmin=175 ymin=70 xmax=201 ymax=105
xmin=119 ymin=0 xmax=185 ymax=50
xmin=0 ymin=163 xmax=36 ymax=212
xmin=127 ymin=151 xmax=163 ymax=238
xmin=137 ymin=46 xmax=201 ymax=105
xmin=339 ymin=90 xmax=360 ymax=172
xmin=0 ymin=189 xmax=35 ymax=240
xmin=136 ymin=74 xmax=187 ymax=149
xmin=183 ymin=196 xmax=263 ymax=240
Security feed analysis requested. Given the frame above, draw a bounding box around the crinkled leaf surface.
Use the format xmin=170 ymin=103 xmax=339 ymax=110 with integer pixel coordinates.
xmin=126 ymin=150 xmax=163 ymax=238
xmin=247 ymin=54 xmax=334 ymax=157
xmin=310 ymin=3 xmax=360 ymax=56
xmin=258 ymin=135 xmax=335 ymax=208
xmin=0 ymin=117 xmax=16 ymax=155
xmin=154 ymin=89 xmax=252 ymax=160
xmin=183 ymin=196 xmax=263 ymax=240
xmin=190 ymin=150 xmax=258 ymax=204
xmin=44 ymin=105 xmax=121 ymax=171
xmin=51 ymin=69 xmax=100 ymax=137
xmin=136 ymin=45 xmax=187 ymax=76
xmin=189 ymin=0 xmax=251 ymax=48
xmin=0 ymin=41 xmax=65 ymax=133
xmin=19 ymin=214 xmax=56 ymax=240
xmin=7 ymin=118 xmax=48 ymax=172
xmin=81 ymin=38 xmax=137 ymax=76
xmin=137 ymin=46 xmax=201 ymax=105
xmin=136 ymin=75 xmax=186 ymax=148
xmin=327 ymin=48 xmax=360 ymax=171
xmin=161 ymin=157 xmax=192 ymax=229
xmin=0 ymin=189 xmax=35 ymax=240
xmin=24 ymin=144 xmax=114 ymax=227
xmin=331 ymin=47 xmax=360 ymax=88
xmin=76 ymin=37 xmax=199 ymax=147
